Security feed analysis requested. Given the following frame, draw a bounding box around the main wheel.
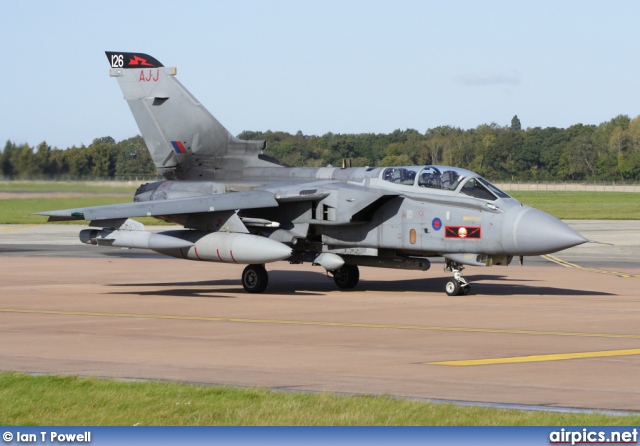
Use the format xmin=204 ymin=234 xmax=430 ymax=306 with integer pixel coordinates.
xmin=333 ymin=264 xmax=360 ymax=289
xmin=445 ymin=280 xmax=461 ymax=296
xmin=242 ymin=264 xmax=268 ymax=293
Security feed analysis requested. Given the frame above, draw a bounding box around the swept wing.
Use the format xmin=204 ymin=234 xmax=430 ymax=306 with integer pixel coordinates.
xmin=38 ymin=190 xmax=278 ymax=222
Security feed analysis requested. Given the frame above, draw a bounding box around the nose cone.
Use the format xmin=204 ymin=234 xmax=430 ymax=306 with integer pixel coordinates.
xmin=509 ymin=207 xmax=587 ymax=255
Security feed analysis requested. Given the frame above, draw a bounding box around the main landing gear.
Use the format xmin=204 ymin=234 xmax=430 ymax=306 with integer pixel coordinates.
xmin=241 ymin=263 xmax=361 ymax=293
xmin=331 ymin=264 xmax=360 ymax=289
xmin=242 ymin=264 xmax=269 ymax=293
xmin=444 ymin=259 xmax=470 ymax=296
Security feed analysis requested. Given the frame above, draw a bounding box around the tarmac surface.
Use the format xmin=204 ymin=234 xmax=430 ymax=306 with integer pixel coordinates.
xmin=1 ymin=221 xmax=639 ymax=411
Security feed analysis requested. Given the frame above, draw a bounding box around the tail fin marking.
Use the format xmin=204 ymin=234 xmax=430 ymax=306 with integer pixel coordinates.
xmin=105 ymin=51 xmax=272 ymax=180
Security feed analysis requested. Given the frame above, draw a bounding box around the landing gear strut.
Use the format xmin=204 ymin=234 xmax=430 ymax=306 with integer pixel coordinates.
xmin=242 ymin=264 xmax=268 ymax=293
xmin=332 ymin=264 xmax=360 ymax=289
xmin=444 ymin=259 xmax=470 ymax=296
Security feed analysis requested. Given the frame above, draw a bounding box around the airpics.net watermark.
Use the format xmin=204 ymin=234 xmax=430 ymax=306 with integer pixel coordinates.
xmin=3 ymin=431 xmax=91 ymax=443
xmin=549 ymin=428 xmax=638 ymax=445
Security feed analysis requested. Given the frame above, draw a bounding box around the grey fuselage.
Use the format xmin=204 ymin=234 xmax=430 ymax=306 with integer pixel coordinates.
xmin=134 ymin=164 xmax=583 ymax=265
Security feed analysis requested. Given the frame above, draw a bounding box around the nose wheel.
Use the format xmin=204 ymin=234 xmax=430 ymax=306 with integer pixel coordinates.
xmin=444 ymin=260 xmax=470 ymax=296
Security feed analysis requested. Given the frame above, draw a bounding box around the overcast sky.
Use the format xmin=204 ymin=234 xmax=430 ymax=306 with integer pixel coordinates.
xmin=2 ymin=0 xmax=639 ymax=149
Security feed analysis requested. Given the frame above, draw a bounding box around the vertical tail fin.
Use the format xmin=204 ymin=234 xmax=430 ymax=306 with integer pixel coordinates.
xmin=106 ymin=52 xmax=274 ymax=180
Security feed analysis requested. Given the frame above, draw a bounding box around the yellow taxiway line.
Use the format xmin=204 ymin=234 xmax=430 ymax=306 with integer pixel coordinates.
xmin=0 ymin=224 xmax=39 ymax=232
xmin=542 ymin=254 xmax=640 ymax=279
xmin=428 ymin=348 xmax=640 ymax=366
xmin=2 ymin=308 xmax=640 ymax=340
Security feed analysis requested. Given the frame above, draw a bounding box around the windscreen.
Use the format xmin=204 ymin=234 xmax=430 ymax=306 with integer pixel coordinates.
xmin=459 ymin=177 xmax=511 ymax=201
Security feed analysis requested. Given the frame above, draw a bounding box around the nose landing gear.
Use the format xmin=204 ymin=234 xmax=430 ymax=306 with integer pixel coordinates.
xmin=444 ymin=259 xmax=470 ymax=296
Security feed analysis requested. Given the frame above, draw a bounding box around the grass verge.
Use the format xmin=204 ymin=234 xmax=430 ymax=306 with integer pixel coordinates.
xmin=0 ymin=198 xmax=166 ymax=226
xmin=502 ymin=191 xmax=638 ymax=220
xmin=1 ymin=198 xmax=129 ymax=225
xmin=0 ymin=373 xmax=638 ymax=426
xmin=0 ymin=181 xmax=138 ymax=194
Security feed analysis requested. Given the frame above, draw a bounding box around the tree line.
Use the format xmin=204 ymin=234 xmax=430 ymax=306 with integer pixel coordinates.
xmin=2 ymin=114 xmax=640 ymax=181
xmin=1 ymin=136 xmax=157 ymax=180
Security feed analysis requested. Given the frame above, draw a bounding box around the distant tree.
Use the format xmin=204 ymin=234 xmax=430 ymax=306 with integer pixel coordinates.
xmin=1 ymin=140 xmax=17 ymax=177
xmin=378 ymin=154 xmax=412 ymax=166
xmin=622 ymin=115 xmax=640 ymax=180
xmin=114 ymin=136 xmax=156 ymax=177
xmin=34 ymin=142 xmax=51 ymax=175
xmin=65 ymin=145 xmax=91 ymax=177
xmin=480 ymin=124 xmax=523 ymax=180
xmin=627 ymin=115 xmax=640 ymax=150
xmin=89 ymin=137 xmax=117 ymax=178
xmin=560 ymin=126 xmax=597 ymax=180
xmin=510 ymin=115 xmax=522 ymax=131
xmin=498 ymin=129 xmax=523 ymax=180
xmin=10 ymin=143 xmax=38 ymax=178
xmin=47 ymin=148 xmax=68 ymax=176
xmin=537 ymin=127 xmax=569 ymax=179
xmin=237 ymin=130 xmax=265 ymax=141
xmin=423 ymin=126 xmax=461 ymax=165
xmin=517 ymin=127 xmax=543 ymax=178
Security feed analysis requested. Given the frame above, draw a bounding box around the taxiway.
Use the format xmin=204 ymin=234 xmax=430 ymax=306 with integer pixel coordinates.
xmin=0 ymin=222 xmax=639 ymax=411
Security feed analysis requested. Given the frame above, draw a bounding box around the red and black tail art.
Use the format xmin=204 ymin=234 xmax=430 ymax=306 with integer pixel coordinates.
xmin=105 ymin=52 xmax=164 ymax=68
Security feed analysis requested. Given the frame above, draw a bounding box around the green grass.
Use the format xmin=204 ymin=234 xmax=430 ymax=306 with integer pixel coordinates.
xmin=1 ymin=198 xmax=132 ymax=225
xmin=510 ymin=191 xmax=640 ymax=220
xmin=0 ymin=373 xmax=638 ymax=426
xmin=0 ymin=198 xmax=165 ymax=226
xmin=0 ymin=181 xmax=137 ymax=194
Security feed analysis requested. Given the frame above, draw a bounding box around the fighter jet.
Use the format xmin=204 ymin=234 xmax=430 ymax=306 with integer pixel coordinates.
xmin=39 ymin=52 xmax=588 ymax=295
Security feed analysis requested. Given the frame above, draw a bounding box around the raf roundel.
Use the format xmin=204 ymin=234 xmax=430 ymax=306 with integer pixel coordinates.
xmin=432 ymin=218 xmax=442 ymax=231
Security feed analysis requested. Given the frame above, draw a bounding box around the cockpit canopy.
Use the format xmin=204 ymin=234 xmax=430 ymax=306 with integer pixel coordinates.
xmin=381 ymin=165 xmax=510 ymax=201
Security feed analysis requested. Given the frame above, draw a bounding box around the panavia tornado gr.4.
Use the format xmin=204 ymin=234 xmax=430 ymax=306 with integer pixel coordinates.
xmin=39 ymin=52 xmax=588 ymax=296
